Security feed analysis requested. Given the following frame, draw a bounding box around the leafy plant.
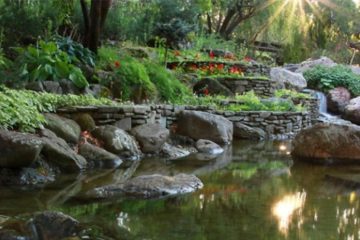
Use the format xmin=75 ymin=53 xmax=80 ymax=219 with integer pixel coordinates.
xmin=144 ymin=61 xmax=191 ymax=102
xmin=303 ymin=65 xmax=360 ymax=96
xmin=54 ymin=36 xmax=96 ymax=67
xmin=0 ymin=86 xmax=113 ymax=132
xmin=15 ymin=41 xmax=89 ymax=88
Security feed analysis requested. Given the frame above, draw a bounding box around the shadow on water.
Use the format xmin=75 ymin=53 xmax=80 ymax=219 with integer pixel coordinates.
xmin=2 ymin=140 xmax=360 ymax=239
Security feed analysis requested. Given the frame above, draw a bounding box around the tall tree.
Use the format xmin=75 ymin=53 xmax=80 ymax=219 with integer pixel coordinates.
xmin=80 ymin=0 xmax=112 ymax=53
xmin=205 ymin=0 xmax=260 ymax=40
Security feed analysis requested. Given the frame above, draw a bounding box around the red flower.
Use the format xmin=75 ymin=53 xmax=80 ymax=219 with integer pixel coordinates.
xmin=189 ymin=64 xmax=198 ymax=71
xmin=217 ymin=64 xmax=224 ymax=70
xmin=114 ymin=61 xmax=120 ymax=68
xmin=229 ymin=66 xmax=243 ymax=74
xmin=209 ymin=50 xmax=215 ymax=59
xmin=244 ymin=56 xmax=252 ymax=62
xmin=204 ymin=88 xmax=209 ymax=95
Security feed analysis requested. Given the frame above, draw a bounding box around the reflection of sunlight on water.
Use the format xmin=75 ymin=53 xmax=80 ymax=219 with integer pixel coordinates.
xmin=117 ymin=211 xmax=131 ymax=232
xmin=272 ymin=191 xmax=307 ymax=235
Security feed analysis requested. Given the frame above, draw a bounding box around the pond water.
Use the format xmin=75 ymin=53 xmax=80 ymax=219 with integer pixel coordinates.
xmin=1 ymin=140 xmax=360 ymax=240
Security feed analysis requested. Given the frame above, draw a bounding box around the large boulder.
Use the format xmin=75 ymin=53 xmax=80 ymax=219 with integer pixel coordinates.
xmin=270 ymin=67 xmax=307 ymax=90
xmin=193 ymin=78 xmax=233 ymax=96
xmin=72 ymin=113 xmax=96 ymax=132
xmin=294 ymin=56 xmax=337 ymax=73
xmin=88 ymin=174 xmax=203 ymax=199
xmin=0 ymin=130 xmax=43 ymax=168
xmin=131 ymin=123 xmax=169 ymax=153
xmin=233 ymin=122 xmax=266 ymax=140
xmin=176 ymin=111 xmax=233 ymax=144
xmin=344 ymin=97 xmax=360 ymax=125
xmin=39 ymin=129 xmax=87 ymax=170
xmin=29 ymin=211 xmax=80 ymax=240
xmin=292 ymin=122 xmax=360 ymax=163
xmin=44 ymin=113 xmax=81 ymax=144
xmin=91 ymin=125 xmax=141 ymax=158
xmin=78 ymin=142 xmax=122 ymax=168
xmin=327 ymin=87 xmax=351 ymax=114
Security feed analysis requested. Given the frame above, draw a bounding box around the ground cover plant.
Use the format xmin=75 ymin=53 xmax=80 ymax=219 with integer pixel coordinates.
xmin=0 ymin=86 xmax=113 ymax=132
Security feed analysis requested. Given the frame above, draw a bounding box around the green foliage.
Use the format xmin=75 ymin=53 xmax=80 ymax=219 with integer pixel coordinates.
xmin=144 ymin=61 xmax=191 ymax=102
xmin=303 ymin=65 xmax=360 ymax=96
xmin=0 ymin=0 xmax=67 ymax=50
xmin=154 ymin=18 xmax=195 ymax=49
xmin=112 ymin=56 xmax=157 ymax=101
xmin=274 ymin=89 xmax=312 ymax=99
xmin=176 ymin=91 xmax=305 ymax=112
xmin=15 ymin=41 xmax=88 ymax=88
xmin=0 ymin=86 xmax=113 ymax=132
xmin=54 ymin=36 xmax=96 ymax=67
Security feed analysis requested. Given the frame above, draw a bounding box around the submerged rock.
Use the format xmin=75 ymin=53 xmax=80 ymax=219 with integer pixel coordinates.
xmin=195 ymin=139 xmax=224 ymax=155
xmin=92 ymin=125 xmax=141 ymax=159
xmin=131 ymin=123 xmax=169 ymax=153
xmin=233 ymin=122 xmax=266 ymax=140
xmin=29 ymin=211 xmax=80 ymax=240
xmin=44 ymin=113 xmax=81 ymax=144
xmin=177 ymin=110 xmax=233 ymax=144
xmin=0 ymin=130 xmax=43 ymax=168
xmin=327 ymin=87 xmax=351 ymax=115
xmin=292 ymin=122 xmax=360 ymax=163
xmin=78 ymin=142 xmax=122 ymax=168
xmin=39 ymin=129 xmax=87 ymax=171
xmin=160 ymin=143 xmax=191 ymax=160
xmin=88 ymin=174 xmax=203 ymax=199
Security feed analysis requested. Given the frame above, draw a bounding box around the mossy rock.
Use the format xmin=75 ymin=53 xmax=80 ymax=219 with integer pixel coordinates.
xmin=72 ymin=113 xmax=96 ymax=132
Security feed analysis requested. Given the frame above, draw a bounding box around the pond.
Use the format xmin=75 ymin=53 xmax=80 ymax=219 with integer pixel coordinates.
xmin=1 ymin=140 xmax=360 ymax=240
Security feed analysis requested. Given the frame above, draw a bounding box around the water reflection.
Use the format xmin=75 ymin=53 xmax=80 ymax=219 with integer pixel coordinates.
xmin=272 ymin=191 xmax=307 ymax=235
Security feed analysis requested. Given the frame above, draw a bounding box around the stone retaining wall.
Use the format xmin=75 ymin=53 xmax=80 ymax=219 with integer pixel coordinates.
xmin=167 ymin=61 xmax=270 ymax=76
xmin=218 ymin=77 xmax=275 ymax=97
xmin=58 ymin=104 xmax=312 ymax=139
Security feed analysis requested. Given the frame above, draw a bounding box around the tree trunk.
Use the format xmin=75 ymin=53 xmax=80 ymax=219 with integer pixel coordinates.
xmin=80 ymin=0 xmax=112 ymax=53
xmin=80 ymin=0 xmax=90 ymax=46
xmin=88 ymin=0 xmax=102 ymax=53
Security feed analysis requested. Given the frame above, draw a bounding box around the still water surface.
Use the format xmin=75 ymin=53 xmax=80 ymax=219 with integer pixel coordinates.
xmin=1 ymin=140 xmax=360 ymax=240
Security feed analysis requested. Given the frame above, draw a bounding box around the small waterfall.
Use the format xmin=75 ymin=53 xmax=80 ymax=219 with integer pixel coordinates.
xmin=315 ymin=91 xmax=342 ymax=123
xmin=316 ymin=91 xmax=328 ymax=114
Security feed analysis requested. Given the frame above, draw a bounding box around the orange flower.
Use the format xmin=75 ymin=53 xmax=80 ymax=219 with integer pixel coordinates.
xmin=174 ymin=50 xmax=181 ymax=56
xmin=217 ymin=64 xmax=224 ymax=70
xmin=114 ymin=61 xmax=120 ymax=68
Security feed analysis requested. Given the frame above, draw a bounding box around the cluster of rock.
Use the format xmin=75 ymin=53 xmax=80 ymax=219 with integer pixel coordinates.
xmin=0 ymin=110 xmax=237 ymax=199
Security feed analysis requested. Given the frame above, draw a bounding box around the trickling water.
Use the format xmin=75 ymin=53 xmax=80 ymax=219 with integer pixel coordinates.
xmin=316 ymin=91 xmax=328 ymax=114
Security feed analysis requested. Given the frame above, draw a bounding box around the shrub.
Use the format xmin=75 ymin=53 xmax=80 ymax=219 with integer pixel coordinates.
xmin=15 ymin=41 xmax=89 ymax=88
xmin=303 ymin=65 xmax=360 ymax=96
xmin=111 ymin=56 xmax=157 ymax=101
xmin=144 ymin=61 xmax=191 ymax=102
xmin=0 ymin=86 xmax=113 ymax=132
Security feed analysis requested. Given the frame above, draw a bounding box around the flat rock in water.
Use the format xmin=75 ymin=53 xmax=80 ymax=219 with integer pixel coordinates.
xmin=88 ymin=173 xmax=203 ymax=199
